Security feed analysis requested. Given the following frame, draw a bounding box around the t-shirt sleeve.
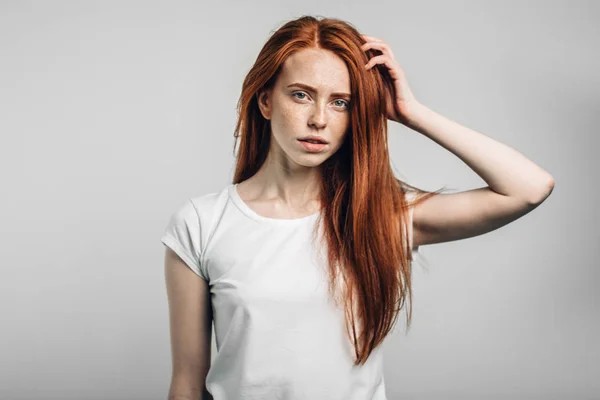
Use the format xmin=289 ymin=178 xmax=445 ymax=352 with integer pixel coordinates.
xmin=160 ymin=199 xmax=208 ymax=281
xmin=404 ymin=191 xmax=421 ymax=261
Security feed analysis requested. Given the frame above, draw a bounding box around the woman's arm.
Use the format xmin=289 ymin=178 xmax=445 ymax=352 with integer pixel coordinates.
xmin=361 ymin=34 xmax=554 ymax=248
xmin=164 ymin=247 xmax=213 ymax=400
xmin=405 ymin=103 xmax=554 ymax=248
xmin=406 ymin=103 xmax=554 ymax=203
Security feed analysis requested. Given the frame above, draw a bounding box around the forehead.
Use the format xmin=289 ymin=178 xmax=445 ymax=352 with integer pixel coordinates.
xmin=277 ymin=48 xmax=350 ymax=92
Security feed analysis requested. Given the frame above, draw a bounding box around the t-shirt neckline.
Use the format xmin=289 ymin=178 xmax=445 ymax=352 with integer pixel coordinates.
xmin=228 ymin=183 xmax=320 ymax=225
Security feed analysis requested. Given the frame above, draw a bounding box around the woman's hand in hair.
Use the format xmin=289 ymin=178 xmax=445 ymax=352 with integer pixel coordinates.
xmin=361 ymin=34 xmax=421 ymax=126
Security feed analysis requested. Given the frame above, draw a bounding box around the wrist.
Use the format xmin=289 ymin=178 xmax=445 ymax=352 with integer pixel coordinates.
xmin=402 ymin=101 xmax=428 ymax=128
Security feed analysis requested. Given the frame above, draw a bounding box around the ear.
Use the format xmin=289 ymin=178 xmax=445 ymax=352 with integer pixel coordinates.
xmin=257 ymin=88 xmax=272 ymax=120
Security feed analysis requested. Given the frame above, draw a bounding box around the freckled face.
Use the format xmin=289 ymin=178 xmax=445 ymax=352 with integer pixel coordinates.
xmin=258 ymin=48 xmax=352 ymax=167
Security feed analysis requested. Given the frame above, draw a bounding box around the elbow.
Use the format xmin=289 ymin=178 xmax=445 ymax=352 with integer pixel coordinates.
xmin=528 ymin=175 xmax=555 ymax=205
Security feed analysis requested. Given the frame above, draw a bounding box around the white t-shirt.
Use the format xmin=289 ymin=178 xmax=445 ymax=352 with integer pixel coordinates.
xmin=160 ymin=183 xmax=419 ymax=400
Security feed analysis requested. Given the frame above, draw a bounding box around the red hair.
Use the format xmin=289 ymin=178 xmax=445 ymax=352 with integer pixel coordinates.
xmin=232 ymin=15 xmax=444 ymax=365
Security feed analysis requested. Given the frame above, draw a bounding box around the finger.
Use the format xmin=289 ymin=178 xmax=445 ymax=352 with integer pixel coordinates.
xmin=365 ymin=54 xmax=388 ymax=69
xmin=365 ymin=55 xmax=402 ymax=79
xmin=361 ymin=40 xmax=394 ymax=60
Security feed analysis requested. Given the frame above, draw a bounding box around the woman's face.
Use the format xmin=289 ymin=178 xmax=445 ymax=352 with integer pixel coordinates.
xmin=257 ymin=48 xmax=351 ymax=169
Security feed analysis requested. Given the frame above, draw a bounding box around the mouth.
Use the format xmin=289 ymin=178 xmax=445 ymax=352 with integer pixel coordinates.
xmin=298 ymin=139 xmax=328 ymax=152
xmin=298 ymin=136 xmax=329 ymax=144
xmin=298 ymin=139 xmax=326 ymax=144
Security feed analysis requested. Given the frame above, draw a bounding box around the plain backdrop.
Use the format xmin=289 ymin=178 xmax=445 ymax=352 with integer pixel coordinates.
xmin=1 ymin=1 xmax=597 ymax=399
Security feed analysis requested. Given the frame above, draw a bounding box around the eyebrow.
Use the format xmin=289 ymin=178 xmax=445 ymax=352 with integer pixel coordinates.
xmin=286 ymin=82 xmax=351 ymax=99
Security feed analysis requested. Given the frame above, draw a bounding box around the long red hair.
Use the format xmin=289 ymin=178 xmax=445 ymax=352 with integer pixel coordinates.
xmin=232 ymin=15 xmax=444 ymax=365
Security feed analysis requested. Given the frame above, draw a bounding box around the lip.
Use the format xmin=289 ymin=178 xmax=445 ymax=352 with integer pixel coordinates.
xmin=298 ymin=139 xmax=328 ymax=152
xmin=298 ymin=135 xmax=329 ymax=144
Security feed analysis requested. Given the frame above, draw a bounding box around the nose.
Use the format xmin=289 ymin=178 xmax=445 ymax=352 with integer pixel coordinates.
xmin=308 ymin=103 xmax=327 ymax=130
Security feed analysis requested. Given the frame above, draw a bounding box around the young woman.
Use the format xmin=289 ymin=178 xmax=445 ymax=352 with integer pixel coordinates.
xmin=161 ymin=15 xmax=554 ymax=400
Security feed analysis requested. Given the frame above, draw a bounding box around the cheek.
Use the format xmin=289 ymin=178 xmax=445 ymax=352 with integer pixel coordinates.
xmin=333 ymin=116 xmax=351 ymax=138
xmin=273 ymin=103 xmax=307 ymax=130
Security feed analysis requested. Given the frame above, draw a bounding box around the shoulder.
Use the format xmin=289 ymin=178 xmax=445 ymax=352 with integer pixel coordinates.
xmin=165 ymin=185 xmax=231 ymax=238
xmin=164 ymin=184 xmax=231 ymax=235
xmin=188 ymin=185 xmax=228 ymax=214
xmin=166 ymin=186 xmax=226 ymax=224
xmin=161 ymin=184 xmax=232 ymax=280
xmin=404 ymin=190 xmax=418 ymax=202
xmin=186 ymin=184 xmax=231 ymax=228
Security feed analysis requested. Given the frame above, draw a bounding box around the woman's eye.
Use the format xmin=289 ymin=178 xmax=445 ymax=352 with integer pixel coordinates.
xmin=293 ymin=92 xmax=307 ymax=100
xmin=334 ymin=100 xmax=349 ymax=108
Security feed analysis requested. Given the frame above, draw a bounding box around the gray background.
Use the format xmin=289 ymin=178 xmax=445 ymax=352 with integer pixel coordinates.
xmin=1 ymin=1 xmax=597 ymax=399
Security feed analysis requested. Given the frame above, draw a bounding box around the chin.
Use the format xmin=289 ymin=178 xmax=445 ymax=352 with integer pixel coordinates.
xmin=294 ymin=155 xmax=329 ymax=167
